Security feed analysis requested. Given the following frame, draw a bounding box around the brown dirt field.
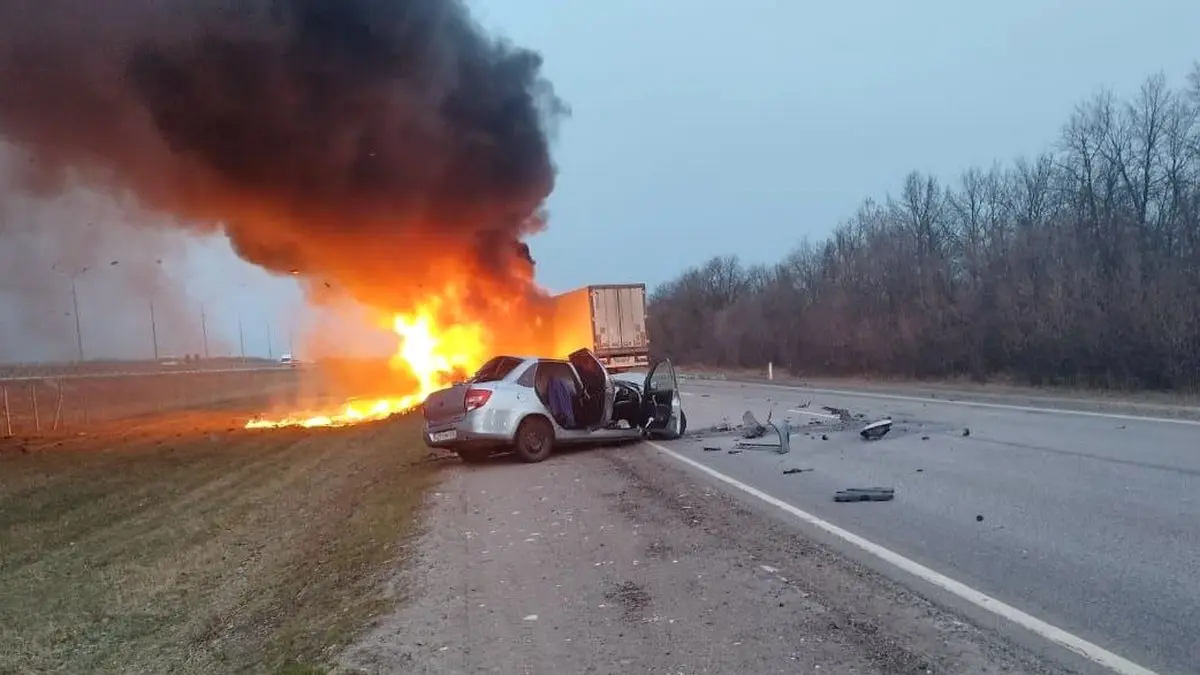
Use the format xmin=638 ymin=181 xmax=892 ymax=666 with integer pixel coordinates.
xmin=0 ymin=369 xmax=355 ymax=436
xmin=0 ymin=403 xmax=438 ymax=675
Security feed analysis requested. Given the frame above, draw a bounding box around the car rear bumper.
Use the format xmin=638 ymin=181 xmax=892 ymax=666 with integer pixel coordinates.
xmin=423 ymin=410 xmax=519 ymax=449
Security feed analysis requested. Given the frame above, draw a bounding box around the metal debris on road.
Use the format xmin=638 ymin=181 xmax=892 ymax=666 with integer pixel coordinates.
xmin=742 ymin=411 xmax=766 ymax=438
xmin=702 ymin=446 xmax=722 ymax=452
xmin=781 ymin=467 xmax=812 ymax=475
xmin=962 ymin=428 xmax=971 ymax=437
xmin=859 ymin=418 xmax=893 ymax=440
xmin=833 ymin=487 xmax=895 ymax=503
xmin=734 ymin=418 xmax=792 ymax=454
xmin=822 ymin=406 xmax=853 ymax=423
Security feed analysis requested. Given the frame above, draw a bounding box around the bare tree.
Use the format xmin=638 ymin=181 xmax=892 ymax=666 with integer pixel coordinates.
xmin=650 ymin=67 xmax=1200 ymax=391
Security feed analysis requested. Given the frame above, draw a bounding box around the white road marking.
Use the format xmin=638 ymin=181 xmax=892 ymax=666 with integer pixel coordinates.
xmin=787 ymin=408 xmax=839 ymax=420
xmin=645 ymin=440 xmax=1160 ymax=675
xmin=707 ymin=381 xmax=1200 ymax=427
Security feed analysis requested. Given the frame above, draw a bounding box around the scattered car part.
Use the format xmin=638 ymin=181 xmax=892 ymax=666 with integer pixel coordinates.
xmin=962 ymin=427 xmax=971 ymax=437
xmin=782 ymin=467 xmax=812 ymax=475
xmin=742 ymin=411 xmax=766 ymax=438
xmin=833 ymin=487 xmax=895 ymax=502
xmin=822 ymin=406 xmax=853 ymax=423
xmin=860 ymin=418 xmax=893 ymax=440
xmin=702 ymin=446 xmax=722 ymax=452
xmin=735 ymin=419 xmax=792 ymax=454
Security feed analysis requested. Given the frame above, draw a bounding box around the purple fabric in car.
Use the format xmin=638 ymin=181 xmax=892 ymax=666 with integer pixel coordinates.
xmin=548 ymin=376 xmax=576 ymax=429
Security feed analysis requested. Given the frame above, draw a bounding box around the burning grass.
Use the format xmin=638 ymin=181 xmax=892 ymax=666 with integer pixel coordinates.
xmin=0 ymin=411 xmax=437 ymax=674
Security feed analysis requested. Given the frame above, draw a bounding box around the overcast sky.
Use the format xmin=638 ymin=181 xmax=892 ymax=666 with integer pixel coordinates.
xmin=6 ymin=0 xmax=1200 ymax=360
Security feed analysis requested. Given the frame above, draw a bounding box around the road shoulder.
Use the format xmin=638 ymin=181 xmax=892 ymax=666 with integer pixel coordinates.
xmin=339 ymin=446 xmax=1066 ymax=675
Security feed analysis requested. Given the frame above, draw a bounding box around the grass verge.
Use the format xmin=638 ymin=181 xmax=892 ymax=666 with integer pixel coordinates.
xmin=0 ymin=413 xmax=436 ymax=675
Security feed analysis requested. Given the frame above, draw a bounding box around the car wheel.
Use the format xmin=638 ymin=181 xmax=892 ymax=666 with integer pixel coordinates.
xmin=514 ymin=416 xmax=554 ymax=463
xmin=457 ymin=448 xmax=492 ymax=464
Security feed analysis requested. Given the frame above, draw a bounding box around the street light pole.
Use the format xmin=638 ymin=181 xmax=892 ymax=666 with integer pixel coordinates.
xmin=70 ymin=275 xmax=84 ymax=362
xmin=238 ymin=313 xmax=246 ymax=360
xmin=266 ymin=321 xmax=274 ymax=359
xmin=150 ymin=300 xmax=159 ymax=360
xmin=200 ymin=304 xmax=209 ymax=359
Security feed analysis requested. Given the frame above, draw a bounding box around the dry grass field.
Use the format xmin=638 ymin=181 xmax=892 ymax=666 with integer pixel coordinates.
xmin=0 ymin=391 xmax=437 ymax=675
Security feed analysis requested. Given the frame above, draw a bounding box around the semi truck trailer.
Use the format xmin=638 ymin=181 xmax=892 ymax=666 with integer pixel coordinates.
xmin=550 ymin=284 xmax=650 ymax=373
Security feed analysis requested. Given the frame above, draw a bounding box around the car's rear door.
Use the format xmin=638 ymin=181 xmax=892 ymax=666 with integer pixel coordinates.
xmin=567 ymin=348 xmax=614 ymax=429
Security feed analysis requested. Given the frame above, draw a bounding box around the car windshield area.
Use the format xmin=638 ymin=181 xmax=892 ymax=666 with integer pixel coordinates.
xmin=469 ymin=356 xmax=524 ymax=383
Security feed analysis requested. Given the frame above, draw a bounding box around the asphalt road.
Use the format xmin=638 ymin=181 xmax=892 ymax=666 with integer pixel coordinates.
xmin=344 ymin=437 xmax=1065 ymax=675
xmin=670 ymin=378 xmax=1200 ymax=675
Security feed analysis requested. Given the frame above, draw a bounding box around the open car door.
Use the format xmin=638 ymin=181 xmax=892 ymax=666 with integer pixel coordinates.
xmin=567 ymin=348 xmax=615 ymax=430
xmin=642 ymin=358 xmax=684 ymax=439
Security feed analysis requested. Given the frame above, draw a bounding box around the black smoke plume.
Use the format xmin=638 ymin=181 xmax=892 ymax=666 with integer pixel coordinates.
xmin=0 ymin=0 xmax=566 ymax=326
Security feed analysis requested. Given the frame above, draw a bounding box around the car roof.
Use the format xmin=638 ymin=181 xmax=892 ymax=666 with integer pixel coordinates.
xmin=494 ymin=355 xmax=568 ymax=365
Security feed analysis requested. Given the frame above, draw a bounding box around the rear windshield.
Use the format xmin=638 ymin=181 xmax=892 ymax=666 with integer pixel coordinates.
xmin=470 ymin=356 xmax=523 ymax=383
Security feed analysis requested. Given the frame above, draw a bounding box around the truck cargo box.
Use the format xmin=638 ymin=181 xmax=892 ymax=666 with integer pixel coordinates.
xmin=550 ymin=284 xmax=649 ymax=372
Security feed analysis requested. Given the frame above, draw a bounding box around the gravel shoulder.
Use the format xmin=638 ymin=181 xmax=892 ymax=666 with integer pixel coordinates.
xmin=340 ymin=445 xmax=1068 ymax=675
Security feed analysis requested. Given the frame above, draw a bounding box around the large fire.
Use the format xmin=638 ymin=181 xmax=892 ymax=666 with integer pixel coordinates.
xmin=244 ymin=298 xmax=490 ymax=429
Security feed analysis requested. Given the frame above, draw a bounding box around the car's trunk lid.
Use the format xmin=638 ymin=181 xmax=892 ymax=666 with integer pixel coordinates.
xmin=422 ymin=384 xmax=469 ymax=426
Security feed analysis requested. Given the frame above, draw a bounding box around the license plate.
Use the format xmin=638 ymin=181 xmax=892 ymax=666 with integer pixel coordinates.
xmin=430 ymin=429 xmax=457 ymax=443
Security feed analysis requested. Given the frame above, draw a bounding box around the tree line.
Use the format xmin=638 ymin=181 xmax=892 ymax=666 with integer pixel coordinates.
xmin=649 ymin=65 xmax=1200 ymax=390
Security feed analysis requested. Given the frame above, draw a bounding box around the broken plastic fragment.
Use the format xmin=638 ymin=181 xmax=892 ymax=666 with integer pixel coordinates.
xmin=742 ymin=411 xmax=766 ymax=438
xmin=833 ymin=488 xmax=895 ymax=503
xmin=860 ymin=418 xmax=893 ymax=440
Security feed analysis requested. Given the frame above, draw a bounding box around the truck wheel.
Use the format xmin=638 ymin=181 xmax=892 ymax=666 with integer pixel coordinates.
xmin=514 ymin=417 xmax=554 ymax=463
xmin=457 ymin=448 xmax=491 ymax=464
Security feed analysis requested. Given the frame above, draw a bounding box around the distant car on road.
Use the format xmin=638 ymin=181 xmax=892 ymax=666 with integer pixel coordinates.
xmin=279 ymin=353 xmax=296 ymax=367
xmin=421 ymin=348 xmax=687 ymax=464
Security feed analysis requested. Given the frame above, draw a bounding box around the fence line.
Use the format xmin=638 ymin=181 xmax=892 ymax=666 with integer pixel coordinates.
xmin=0 ymin=365 xmax=303 ymax=383
xmin=0 ymin=369 xmax=308 ymax=437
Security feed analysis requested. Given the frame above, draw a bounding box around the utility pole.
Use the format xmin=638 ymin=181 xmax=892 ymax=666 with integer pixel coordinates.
xmin=238 ymin=313 xmax=246 ymax=359
xmin=266 ymin=321 xmax=274 ymax=359
xmin=70 ymin=275 xmax=84 ymax=362
xmin=200 ymin=304 xmax=209 ymax=359
xmin=150 ymin=300 xmax=160 ymax=360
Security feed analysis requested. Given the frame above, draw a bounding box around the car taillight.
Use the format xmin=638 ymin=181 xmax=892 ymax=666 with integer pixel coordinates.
xmin=464 ymin=388 xmax=492 ymax=411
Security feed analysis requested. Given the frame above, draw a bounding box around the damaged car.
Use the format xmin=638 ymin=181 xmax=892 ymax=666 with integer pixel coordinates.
xmin=421 ymin=348 xmax=687 ymax=463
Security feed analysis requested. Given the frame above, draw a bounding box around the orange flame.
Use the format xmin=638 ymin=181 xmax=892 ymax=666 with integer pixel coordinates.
xmin=244 ymin=297 xmax=490 ymax=429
